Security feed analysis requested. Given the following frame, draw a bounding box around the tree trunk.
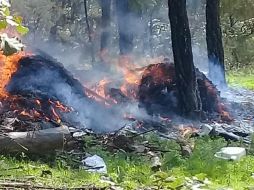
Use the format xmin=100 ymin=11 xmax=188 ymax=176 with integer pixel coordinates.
xmin=84 ymin=0 xmax=95 ymax=63
xmin=168 ymin=0 xmax=201 ymax=116
xmin=115 ymin=0 xmax=134 ymax=55
xmin=100 ymin=0 xmax=111 ymax=52
xmin=148 ymin=15 xmax=154 ymax=57
xmin=206 ymin=0 xmax=226 ymax=86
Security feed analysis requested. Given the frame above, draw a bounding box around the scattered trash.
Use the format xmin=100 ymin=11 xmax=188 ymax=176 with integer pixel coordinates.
xmin=82 ymin=155 xmax=107 ymax=174
xmin=73 ymin=131 xmax=87 ymax=138
xmin=198 ymin=124 xmax=213 ymax=136
xmin=215 ymin=147 xmax=246 ymax=161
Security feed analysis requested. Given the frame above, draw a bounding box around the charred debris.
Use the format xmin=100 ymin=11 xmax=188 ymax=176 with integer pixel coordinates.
xmin=0 ymin=50 xmax=251 ymax=156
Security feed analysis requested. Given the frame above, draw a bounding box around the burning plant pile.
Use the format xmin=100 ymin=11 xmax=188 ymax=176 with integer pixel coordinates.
xmin=0 ymin=52 xmax=126 ymax=134
xmin=83 ymin=57 xmax=232 ymax=123
xmin=0 ymin=50 xmax=233 ymax=134
xmin=0 ymin=46 xmax=239 ymax=155
xmin=0 ymin=53 xmax=75 ymax=132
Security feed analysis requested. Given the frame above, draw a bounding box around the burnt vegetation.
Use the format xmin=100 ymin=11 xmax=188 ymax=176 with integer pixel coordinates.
xmin=0 ymin=0 xmax=253 ymax=189
xmin=0 ymin=0 xmax=236 ymax=150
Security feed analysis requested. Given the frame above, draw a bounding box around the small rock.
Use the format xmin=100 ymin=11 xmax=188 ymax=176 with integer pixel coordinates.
xmin=151 ymin=156 xmax=162 ymax=171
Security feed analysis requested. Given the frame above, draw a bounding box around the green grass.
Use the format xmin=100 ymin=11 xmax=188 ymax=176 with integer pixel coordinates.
xmin=227 ymin=67 xmax=254 ymax=90
xmin=227 ymin=74 xmax=254 ymax=90
xmin=0 ymin=155 xmax=105 ymax=188
xmin=1 ymin=136 xmax=254 ymax=189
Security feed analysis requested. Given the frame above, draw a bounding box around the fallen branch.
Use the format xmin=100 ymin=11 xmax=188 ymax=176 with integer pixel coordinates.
xmin=0 ymin=181 xmax=107 ymax=190
xmin=0 ymin=182 xmax=55 ymax=189
xmin=0 ymin=125 xmax=70 ymax=154
xmin=130 ymin=129 xmax=156 ymax=139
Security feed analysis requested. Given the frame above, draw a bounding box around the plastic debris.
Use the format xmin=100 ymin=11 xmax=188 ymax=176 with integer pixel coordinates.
xmin=82 ymin=155 xmax=107 ymax=174
xmin=214 ymin=147 xmax=246 ymax=161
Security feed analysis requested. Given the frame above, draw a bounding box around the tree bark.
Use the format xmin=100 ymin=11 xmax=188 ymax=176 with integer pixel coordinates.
xmin=100 ymin=0 xmax=111 ymax=52
xmin=168 ymin=0 xmax=201 ymax=116
xmin=206 ymin=0 xmax=226 ymax=86
xmin=84 ymin=0 xmax=95 ymax=63
xmin=115 ymin=0 xmax=134 ymax=55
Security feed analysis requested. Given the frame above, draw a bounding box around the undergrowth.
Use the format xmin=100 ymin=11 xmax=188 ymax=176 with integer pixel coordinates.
xmin=1 ymin=136 xmax=254 ymax=189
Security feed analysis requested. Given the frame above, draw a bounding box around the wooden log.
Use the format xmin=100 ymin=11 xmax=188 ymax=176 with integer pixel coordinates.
xmin=0 ymin=126 xmax=70 ymax=154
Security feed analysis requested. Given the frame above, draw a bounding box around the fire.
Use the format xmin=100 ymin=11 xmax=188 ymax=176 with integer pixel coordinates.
xmin=85 ymin=56 xmax=166 ymax=103
xmin=119 ymin=67 xmax=143 ymax=99
xmin=49 ymin=99 xmax=72 ymax=112
xmin=0 ymin=51 xmax=27 ymax=97
xmin=33 ymin=110 xmax=41 ymax=118
xmin=51 ymin=107 xmax=61 ymax=124
xmin=55 ymin=100 xmax=73 ymax=112
xmin=85 ymin=79 xmax=119 ymax=106
xmin=95 ymin=79 xmax=111 ymax=98
xmin=49 ymin=99 xmax=73 ymax=123
xmin=19 ymin=109 xmax=42 ymax=119
xmin=20 ymin=110 xmax=32 ymax=117
xmin=179 ymin=124 xmax=198 ymax=138
xmin=35 ymin=99 xmax=41 ymax=106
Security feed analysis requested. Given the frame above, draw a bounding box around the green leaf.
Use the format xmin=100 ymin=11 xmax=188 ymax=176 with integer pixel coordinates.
xmin=2 ymin=7 xmax=10 ymax=16
xmin=16 ymin=25 xmax=29 ymax=35
xmin=167 ymin=177 xmax=184 ymax=189
xmin=14 ymin=16 xmax=23 ymax=25
xmin=0 ymin=20 xmax=7 ymax=30
xmin=195 ymin=173 xmax=207 ymax=181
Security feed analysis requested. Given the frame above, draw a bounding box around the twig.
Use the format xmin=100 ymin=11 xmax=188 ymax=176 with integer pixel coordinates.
xmin=0 ymin=182 xmax=56 ymax=189
xmin=83 ymin=166 xmax=104 ymax=170
xmin=113 ymin=124 xmax=127 ymax=136
xmin=57 ymin=155 xmax=81 ymax=164
xmin=130 ymin=129 xmax=156 ymax=139
xmin=2 ymin=166 xmax=23 ymax=171
xmin=145 ymin=145 xmax=178 ymax=153
xmin=83 ymin=86 xmax=116 ymax=105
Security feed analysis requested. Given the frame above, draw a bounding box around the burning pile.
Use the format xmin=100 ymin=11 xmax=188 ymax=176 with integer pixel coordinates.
xmin=0 ymin=50 xmax=232 ymax=134
xmin=85 ymin=57 xmax=232 ymax=122
xmin=0 ymin=52 xmax=127 ymax=133
xmin=0 ymin=52 xmax=78 ymax=132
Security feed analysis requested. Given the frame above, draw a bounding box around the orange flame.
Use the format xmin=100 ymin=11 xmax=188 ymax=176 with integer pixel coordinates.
xmin=0 ymin=51 xmax=27 ymax=97
xmin=20 ymin=110 xmax=32 ymax=117
xmin=86 ymin=79 xmax=118 ymax=106
xmin=35 ymin=99 xmax=41 ymax=106
xmin=86 ymin=56 xmax=166 ymax=103
xmin=51 ymin=107 xmax=61 ymax=123
xmin=55 ymin=100 xmax=72 ymax=112
xmin=95 ymin=79 xmax=110 ymax=98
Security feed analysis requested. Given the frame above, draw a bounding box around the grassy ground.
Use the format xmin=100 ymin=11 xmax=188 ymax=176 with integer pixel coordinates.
xmin=227 ymin=67 xmax=254 ymax=90
xmin=1 ymin=136 xmax=254 ymax=189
